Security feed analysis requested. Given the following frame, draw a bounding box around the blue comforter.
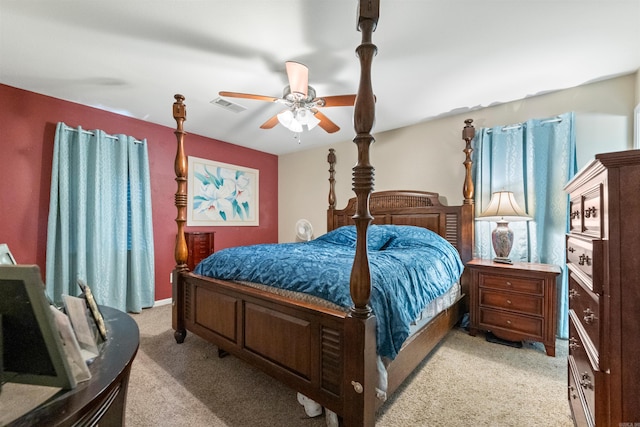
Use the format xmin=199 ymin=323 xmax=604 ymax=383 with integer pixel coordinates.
xmin=195 ymin=225 xmax=463 ymax=359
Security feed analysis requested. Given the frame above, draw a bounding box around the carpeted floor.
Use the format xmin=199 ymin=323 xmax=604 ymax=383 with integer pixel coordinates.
xmin=126 ymin=304 xmax=573 ymax=426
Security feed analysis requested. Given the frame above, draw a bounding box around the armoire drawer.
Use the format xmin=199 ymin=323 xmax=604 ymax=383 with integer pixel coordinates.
xmin=581 ymin=184 xmax=603 ymax=238
xmin=479 ymin=288 xmax=543 ymax=316
xmin=568 ymin=273 xmax=601 ymax=352
xmin=567 ymin=237 xmax=605 ymax=295
xmin=566 ymin=235 xmax=594 ymax=279
xmin=569 ymin=313 xmax=600 ymax=418
xmin=568 ymin=355 xmax=594 ymax=427
xmin=569 ymin=195 xmax=582 ymax=234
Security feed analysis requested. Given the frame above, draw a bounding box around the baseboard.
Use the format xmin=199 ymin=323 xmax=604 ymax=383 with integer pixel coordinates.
xmin=153 ymin=298 xmax=172 ymax=307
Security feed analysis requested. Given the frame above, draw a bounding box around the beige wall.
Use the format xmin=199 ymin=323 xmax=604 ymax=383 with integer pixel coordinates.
xmin=278 ymin=74 xmax=637 ymax=242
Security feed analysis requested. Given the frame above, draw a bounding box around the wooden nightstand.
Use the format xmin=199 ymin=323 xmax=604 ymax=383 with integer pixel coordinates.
xmin=184 ymin=232 xmax=215 ymax=271
xmin=467 ymin=259 xmax=560 ymax=356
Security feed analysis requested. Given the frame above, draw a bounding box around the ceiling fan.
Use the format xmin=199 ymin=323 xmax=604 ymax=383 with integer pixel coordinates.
xmin=219 ymin=61 xmax=356 ymax=134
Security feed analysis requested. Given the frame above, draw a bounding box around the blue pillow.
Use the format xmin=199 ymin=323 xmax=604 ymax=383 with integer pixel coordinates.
xmin=316 ymin=225 xmax=393 ymax=251
xmin=383 ymin=226 xmax=449 ymax=249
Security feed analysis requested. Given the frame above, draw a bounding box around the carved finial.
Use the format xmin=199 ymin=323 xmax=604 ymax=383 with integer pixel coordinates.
xmin=173 ymin=94 xmax=186 ymax=121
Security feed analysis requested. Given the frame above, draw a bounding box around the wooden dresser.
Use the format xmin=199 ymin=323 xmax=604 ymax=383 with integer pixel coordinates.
xmin=467 ymin=259 xmax=560 ymax=357
xmin=563 ymin=149 xmax=640 ymax=426
xmin=185 ymin=231 xmax=215 ymax=271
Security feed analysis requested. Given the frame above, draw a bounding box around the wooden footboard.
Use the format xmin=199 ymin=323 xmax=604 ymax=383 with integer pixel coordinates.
xmin=175 ymin=270 xmax=465 ymax=418
xmin=175 ymin=271 xmax=374 ymax=417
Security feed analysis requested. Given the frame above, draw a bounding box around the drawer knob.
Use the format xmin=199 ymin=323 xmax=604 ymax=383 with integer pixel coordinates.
xmin=579 ymin=372 xmax=593 ymax=390
xmin=583 ymin=308 xmax=597 ymax=324
xmin=568 ymin=246 xmax=575 ymax=253
xmin=584 ymin=206 xmax=597 ymax=218
xmin=571 ymin=210 xmax=580 ymax=219
xmin=506 ymin=299 xmax=512 ymax=305
xmin=569 ymin=337 xmax=580 ymax=351
xmin=568 ymin=386 xmax=578 ymax=400
xmin=506 ymin=281 xmax=512 ymax=287
xmin=579 ymin=254 xmax=591 ymax=266
xmin=568 ymin=289 xmax=580 ymax=299
xmin=506 ymin=320 xmax=512 ymax=325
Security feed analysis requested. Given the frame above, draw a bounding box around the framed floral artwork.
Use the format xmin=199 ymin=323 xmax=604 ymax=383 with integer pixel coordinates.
xmin=187 ymin=156 xmax=259 ymax=226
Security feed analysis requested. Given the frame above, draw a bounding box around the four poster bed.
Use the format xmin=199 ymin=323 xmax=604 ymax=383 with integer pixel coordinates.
xmin=170 ymin=2 xmax=476 ymax=425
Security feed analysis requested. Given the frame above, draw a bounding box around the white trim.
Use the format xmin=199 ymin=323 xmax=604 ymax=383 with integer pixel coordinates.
xmin=635 ymin=103 xmax=640 ymax=149
xmin=153 ymin=298 xmax=172 ymax=307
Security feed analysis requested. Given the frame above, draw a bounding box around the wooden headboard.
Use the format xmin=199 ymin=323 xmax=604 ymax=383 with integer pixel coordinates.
xmin=328 ymin=189 xmax=474 ymax=264
xmin=326 ymin=120 xmax=476 ymax=265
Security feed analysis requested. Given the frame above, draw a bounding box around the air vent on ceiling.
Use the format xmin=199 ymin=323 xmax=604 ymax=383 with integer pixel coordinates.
xmin=211 ymin=97 xmax=247 ymax=113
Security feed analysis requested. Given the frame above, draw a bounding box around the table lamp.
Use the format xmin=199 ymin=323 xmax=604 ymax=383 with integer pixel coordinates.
xmin=477 ymin=191 xmax=531 ymax=264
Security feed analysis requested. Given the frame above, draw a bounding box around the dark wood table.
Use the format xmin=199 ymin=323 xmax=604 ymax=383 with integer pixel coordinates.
xmin=7 ymin=306 xmax=139 ymax=426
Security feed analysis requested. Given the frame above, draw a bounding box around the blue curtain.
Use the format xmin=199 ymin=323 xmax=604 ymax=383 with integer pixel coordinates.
xmin=46 ymin=123 xmax=155 ymax=312
xmin=473 ymin=112 xmax=577 ymax=338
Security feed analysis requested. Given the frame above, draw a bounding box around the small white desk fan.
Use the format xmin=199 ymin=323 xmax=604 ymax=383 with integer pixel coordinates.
xmin=295 ymin=219 xmax=314 ymax=242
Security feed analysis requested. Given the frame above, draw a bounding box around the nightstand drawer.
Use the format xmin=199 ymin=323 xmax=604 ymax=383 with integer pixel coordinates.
xmin=479 ymin=308 xmax=543 ymax=338
xmin=479 ymin=289 xmax=543 ymax=316
xmin=479 ymin=274 xmax=544 ymax=296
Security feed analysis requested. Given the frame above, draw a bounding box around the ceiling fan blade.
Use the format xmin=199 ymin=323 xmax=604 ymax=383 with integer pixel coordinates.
xmin=315 ymin=94 xmax=357 ymax=107
xmin=312 ymin=109 xmax=340 ymax=133
xmin=285 ymin=61 xmax=308 ymax=97
xmin=219 ymin=91 xmax=280 ymax=102
xmin=259 ymin=113 xmax=281 ymax=129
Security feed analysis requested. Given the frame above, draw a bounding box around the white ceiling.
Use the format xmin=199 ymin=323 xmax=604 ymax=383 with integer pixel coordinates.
xmin=1 ymin=1 xmax=639 ymax=155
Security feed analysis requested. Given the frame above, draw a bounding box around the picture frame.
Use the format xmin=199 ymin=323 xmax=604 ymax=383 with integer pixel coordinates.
xmin=0 ymin=265 xmax=77 ymax=389
xmin=0 ymin=243 xmax=16 ymax=265
xmin=77 ymin=280 xmax=107 ymax=341
xmin=187 ymin=156 xmax=259 ymax=226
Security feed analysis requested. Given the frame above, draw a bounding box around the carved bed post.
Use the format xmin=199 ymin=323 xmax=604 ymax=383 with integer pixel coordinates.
xmin=172 ymin=94 xmax=188 ymax=343
xmin=350 ymin=0 xmax=379 ymax=318
xmin=459 ymin=119 xmax=476 ymax=292
xmin=327 ymin=148 xmax=337 ymax=231
xmin=328 ymin=148 xmax=336 ymax=210
xmin=343 ymin=1 xmax=380 ymax=426
xmin=462 ymin=118 xmax=475 ymax=205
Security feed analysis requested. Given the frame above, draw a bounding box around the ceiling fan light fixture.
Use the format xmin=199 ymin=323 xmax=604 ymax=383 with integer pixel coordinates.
xmin=277 ymin=109 xmax=303 ymax=132
xmin=296 ymin=108 xmax=320 ymax=130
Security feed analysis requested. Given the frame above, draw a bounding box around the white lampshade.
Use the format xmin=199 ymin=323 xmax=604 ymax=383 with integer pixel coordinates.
xmin=477 ymin=191 xmax=531 ymax=264
xmin=477 ymin=191 xmax=531 ymax=222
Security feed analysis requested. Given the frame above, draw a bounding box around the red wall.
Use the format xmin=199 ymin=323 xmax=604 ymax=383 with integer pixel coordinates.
xmin=0 ymin=84 xmax=278 ymax=302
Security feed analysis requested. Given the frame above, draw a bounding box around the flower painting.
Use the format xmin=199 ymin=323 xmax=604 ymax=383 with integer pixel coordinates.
xmin=187 ymin=156 xmax=259 ymax=226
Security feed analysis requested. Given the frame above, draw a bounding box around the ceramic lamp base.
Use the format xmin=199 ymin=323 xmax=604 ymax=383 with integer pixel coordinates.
xmin=491 ymin=221 xmax=513 ymax=263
